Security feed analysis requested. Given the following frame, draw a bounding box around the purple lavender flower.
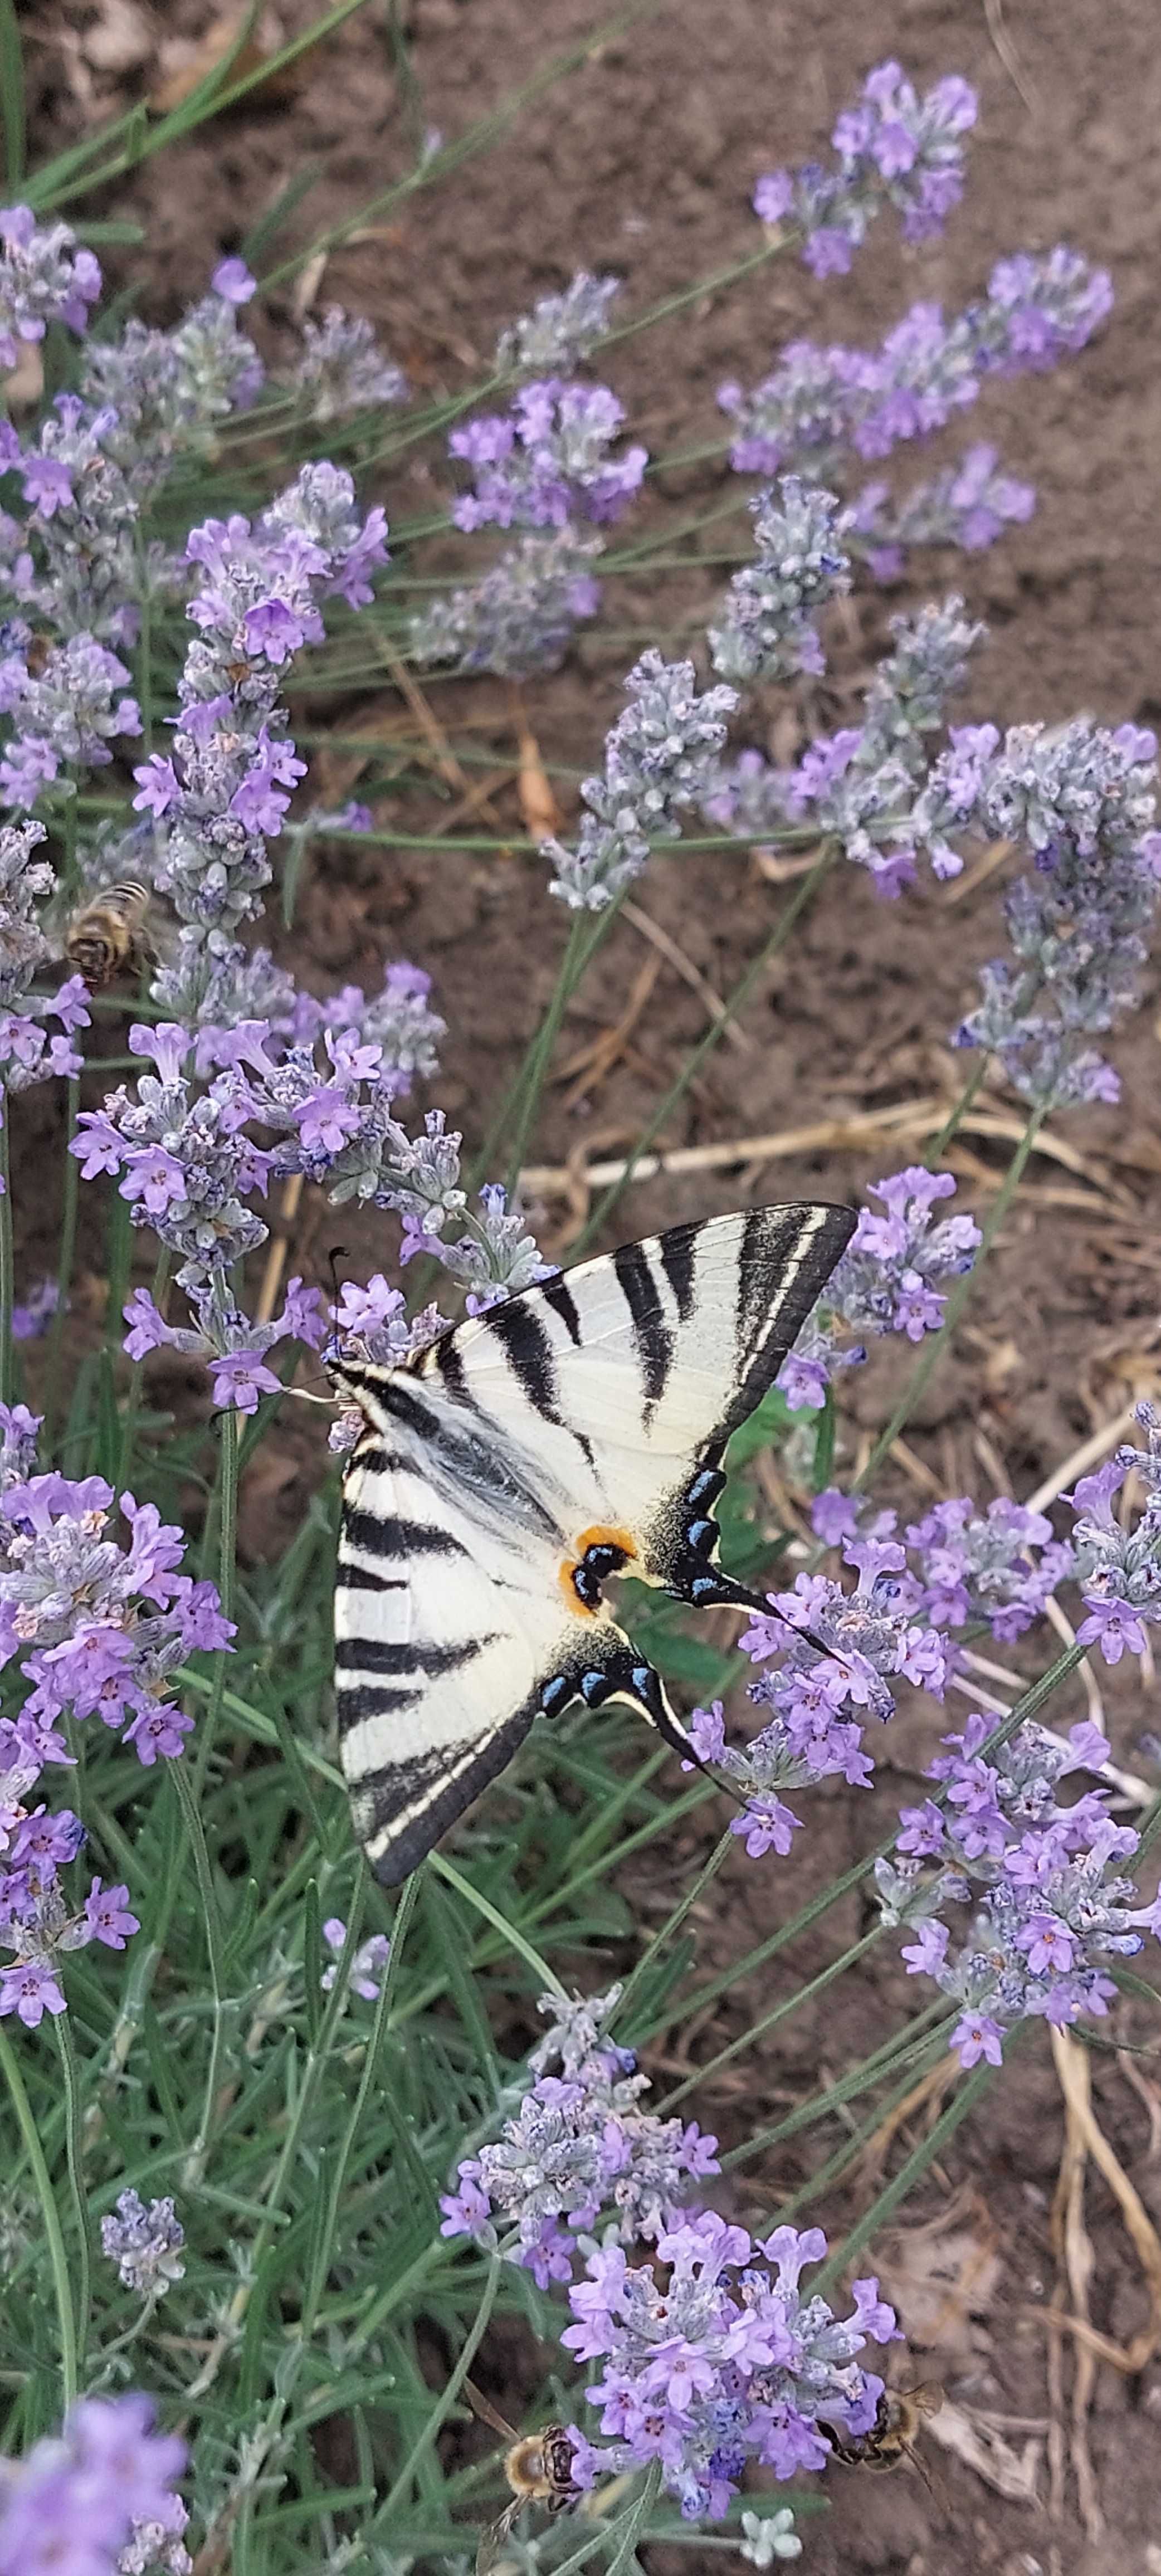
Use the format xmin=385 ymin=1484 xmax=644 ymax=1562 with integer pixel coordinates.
xmin=905 ymin=1495 xmax=1072 ymax=1641
xmin=704 ymin=598 xmax=983 ymax=898
xmin=0 ymin=206 xmax=101 ymax=370
xmin=0 ymin=817 xmax=55 ymax=1004
xmin=544 ymin=651 xmax=738 ymax=909
xmin=409 ymin=528 xmax=603 ymax=678
xmin=450 ymin=381 xmax=646 ymax=531
xmin=908 ymin=718 xmax=1161 ymax=1105
xmin=708 ymin=479 xmax=852 ymax=685
xmin=0 ymin=630 xmax=140 ymax=808
xmin=0 ymin=2393 xmax=186 ymax=2576
xmin=1069 ymin=1403 xmax=1161 ymax=1662
xmin=777 ymin=1166 xmax=980 ymax=1408
xmin=11 ymin=1279 xmax=62 ymax=1341
xmin=881 ymin=1709 xmax=1160 ymax=2060
xmin=697 ymin=1533 xmax=952 ymax=1854
xmin=319 ymin=1914 xmax=391 ymax=2001
xmin=135 ymin=463 xmax=387 ymax=989
xmin=563 ymin=2207 xmax=896 ymax=2517
xmin=210 ymin=257 xmax=256 ymax=306
xmin=101 ymin=2189 xmax=186 ymax=2297
xmin=720 ymin=251 xmax=1110 ymax=481
xmin=496 ymin=271 xmax=621 ymax=376
xmin=753 ymin=61 xmax=977 ymax=278
xmin=440 ymin=1985 xmax=719 ymax=2277
xmin=852 ymin=442 xmax=1036 ymax=573
xmin=292 ymin=307 xmax=407 ymax=421
xmin=0 ymin=1406 xmax=231 ymax=2018
xmin=117 ymin=2494 xmax=192 ymax=2576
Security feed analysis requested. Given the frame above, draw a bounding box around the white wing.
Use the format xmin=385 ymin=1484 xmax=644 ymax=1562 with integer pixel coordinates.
xmin=333 ymin=1202 xmax=854 ymax=1884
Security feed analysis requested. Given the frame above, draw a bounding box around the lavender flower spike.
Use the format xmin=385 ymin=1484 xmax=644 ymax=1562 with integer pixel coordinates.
xmin=101 ymin=2189 xmax=186 ymax=2297
xmin=545 ymin=650 xmax=738 ymax=909
xmin=496 ymin=271 xmax=622 ymax=376
xmin=709 ymin=477 xmax=852 ymax=685
xmin=409 ymin=528 xmax=603 ymax=678
xmin=440 ymin=1985 xmax=719 ymax=2284
xmin=0 ymin=2394 xmax=186 ymax=2576
xmin=0 ymin=206 xmax=101 ymax=370
xmin=753 ymin=60 xmax=977 ymax=280
xmin=564 ymin=2209 xmax=897 ymax=2517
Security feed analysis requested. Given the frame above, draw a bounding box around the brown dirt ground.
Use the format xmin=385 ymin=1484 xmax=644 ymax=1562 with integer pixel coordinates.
xmin=20 ymin=2 xmax=1161 ymax=2570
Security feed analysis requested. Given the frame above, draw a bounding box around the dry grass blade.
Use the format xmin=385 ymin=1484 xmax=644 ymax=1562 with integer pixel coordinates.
xmin=379 ymin=645 xmax=508 ymax=828
xmin=520 ymin=1097 xmax=947 ymax=1196
xmin=941 ymin=835 xmax=1014 ymax=905
xmin=622 ymin=899 xmax=753 ymax=1053
xmin=1024 ymin=1405 xmax=1139 ymax=1515
xmin=555 ymin=955 xmax=662 ymax=1112
xmin=520 ymin=1092 xmax=1115 ymax=1201
xmin=255 ymin=1174 xmax=304 ymax=1326
xmin=855 ymin=2056 xmax=962 ymax=2181
xmin=1026 ymin=2029 xmax=1161 ymax=2382
xmin=752 ymin=847 xmax=824 ymax=884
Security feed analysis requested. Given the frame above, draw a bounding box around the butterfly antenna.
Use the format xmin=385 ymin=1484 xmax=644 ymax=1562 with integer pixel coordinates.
xmin=326 ymin=1243 xmax=349 ymax=1313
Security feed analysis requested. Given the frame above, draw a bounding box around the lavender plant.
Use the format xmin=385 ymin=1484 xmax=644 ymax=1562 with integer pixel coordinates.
xmin=0 ymin=27 xmax=1156 ymax=2576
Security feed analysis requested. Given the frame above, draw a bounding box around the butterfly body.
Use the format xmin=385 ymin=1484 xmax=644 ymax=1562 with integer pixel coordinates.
xmin=332 ymin=1201 xmax=855 ymax=1884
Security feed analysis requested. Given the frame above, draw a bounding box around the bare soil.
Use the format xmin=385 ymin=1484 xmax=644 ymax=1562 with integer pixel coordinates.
xmin=21 ymin=2 xmax=1161 ymax=2569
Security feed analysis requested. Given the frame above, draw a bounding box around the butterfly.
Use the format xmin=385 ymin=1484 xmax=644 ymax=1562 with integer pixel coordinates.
xmin=329 ymin=1200 xmax=855 ymax=1885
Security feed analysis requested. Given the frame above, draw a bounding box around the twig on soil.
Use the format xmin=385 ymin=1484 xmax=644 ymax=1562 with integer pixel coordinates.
xmin=622 ymin=897 xmax=753 ymax=1053
xmin=982 ymin=0 xmax=1040 ymax=114
xmin=379 ymin=642 xmax=509 ymax=828
xmin=554 ymin=954 xmax=662 ymax=1111
xmin=1025 ymin=1404 xmax=1139 ymax=1515
xmin=519 ymin=1094 xmax=1120 ymax=1201
xmin=854 ymin=2056 xmax=961 ymax=2180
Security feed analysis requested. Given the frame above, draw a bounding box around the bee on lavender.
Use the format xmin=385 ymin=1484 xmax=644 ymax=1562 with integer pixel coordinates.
xmin=465 ymin=2380 xmax=580 ymax=2573
xmin=828 ymin=2380 xmax=945 ymax=2490
xmin=62 ymin=880 xmax=158 ymax=991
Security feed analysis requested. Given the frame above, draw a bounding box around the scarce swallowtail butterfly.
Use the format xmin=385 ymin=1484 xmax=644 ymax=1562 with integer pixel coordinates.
xmin=330 ymin=1200 xmax=855 ymax=1886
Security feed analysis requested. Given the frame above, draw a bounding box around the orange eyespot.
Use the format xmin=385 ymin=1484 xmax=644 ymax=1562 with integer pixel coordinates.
xmin=558 ymin=1525 xmax=637 ymax=1616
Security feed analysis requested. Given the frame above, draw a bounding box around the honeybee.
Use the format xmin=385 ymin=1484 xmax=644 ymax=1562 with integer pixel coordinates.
xmin=64 ymin=880 xmax=156 ymax=990
xmin=827 ymin=2381 xmax=945 ymax=2481
xmin=464 ymin=2379 xmax=579 ymax=2574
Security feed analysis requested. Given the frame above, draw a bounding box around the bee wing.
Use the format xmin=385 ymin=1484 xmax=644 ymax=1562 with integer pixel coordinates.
xmin=464 ymin=2377 xmax=520 ymax=2446
xmin=476 ymin=2500 xmax=520 ymax=2576
xmin=911 ymin=2382 xmax=945 ymax=2421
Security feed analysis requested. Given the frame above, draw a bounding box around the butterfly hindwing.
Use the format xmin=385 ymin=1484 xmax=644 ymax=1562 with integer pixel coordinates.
xmin=333 ymin=1201 xmax=855 ymax=1884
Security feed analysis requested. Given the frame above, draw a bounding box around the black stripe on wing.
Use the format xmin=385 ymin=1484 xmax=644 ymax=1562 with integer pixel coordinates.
xmin=340 ymin=1507 xmax=470 ymax=1562
xmin=612 ymin=1238 xmax=674 ymax=1414
xmin=351 ymin=1705 xmax=539 ymax=1887
xmin=348 ymin=1620 xmax=707 ymax=1886
xmin=334 ymin=1635 xmax=490 ymax=1679
xmin=484 ymin=1295 xmax=563 ymax=1421
xmin=659 ymin=1224 xmax=697 ymax=1322
xmin=724 ymin=1202 xmax=856 ymax=1439
xmin=541 ymin=1274 xmax=583 ymax=1345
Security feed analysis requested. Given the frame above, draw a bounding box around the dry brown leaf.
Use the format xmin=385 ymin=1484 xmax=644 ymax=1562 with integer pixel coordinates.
xmin=515 ymin=726 xmax=561 ymax=841
xmin=878 ymin=2187 xmax=1001 ymax=2355
xmin=927 ymin=2401 xmax=1040 ymax=2502
xmin=150 ymin=9 xmax=295 ymax=115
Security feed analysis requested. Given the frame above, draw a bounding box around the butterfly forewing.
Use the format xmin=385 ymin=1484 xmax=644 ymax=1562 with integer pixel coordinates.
xmin=333 ymin=1201 xmax=855 ymax=1884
